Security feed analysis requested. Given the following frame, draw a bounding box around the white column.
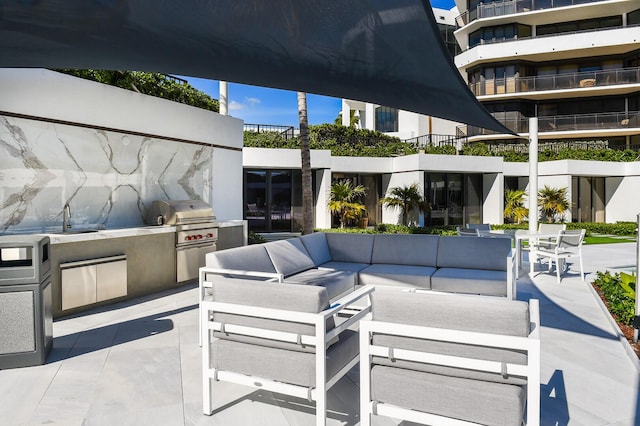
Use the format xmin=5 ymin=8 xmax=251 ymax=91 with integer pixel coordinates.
xmin=341 ymin=99 xmax=351 ymax=127
xmin=219 ymin=81 xmax=228 ymax=115
xmin=315 ymin=169 xmax=332 ymax=229
xmin=528 ymin=117 xmax=538 ymax=234
xmin=528 ymin=117 xmax=538 ymax=274
xmin=364 ymin=103 xmax=376 ymax=131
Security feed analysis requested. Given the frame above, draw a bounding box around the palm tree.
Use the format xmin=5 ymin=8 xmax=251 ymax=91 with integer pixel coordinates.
xmin=504 ymin=189 xmax=529 ymax=224
xmin=298 ymin=92 xmax=313 ymax=235
xmin=329 ymin=180 xmax=367 ymax=228
xmin=538 ymin=185 xmax=570 ymax=223
xmin=380 ymin=183 xmax=430 ymax=226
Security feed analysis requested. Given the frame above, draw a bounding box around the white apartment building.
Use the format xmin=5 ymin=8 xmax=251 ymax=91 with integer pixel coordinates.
xmin=330 ymin=1 xmax=640 ymax=229
xmin=454 ymin=0 xmax=640 ymax=222
xmin=340 ymin=7 xmax=463 ymax=141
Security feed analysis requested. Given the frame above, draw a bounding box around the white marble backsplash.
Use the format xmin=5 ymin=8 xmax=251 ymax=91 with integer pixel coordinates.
xmin=0 ymin=115 xmax=213 ymax=234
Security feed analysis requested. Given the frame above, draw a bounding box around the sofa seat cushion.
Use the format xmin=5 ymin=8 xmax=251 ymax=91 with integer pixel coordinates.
xmin=264 ymin=238 xmax=315 ymax=277
xmin=212 ymin=329 xmax=359 ymax=387
xmin=437 ymin=236 xmax=511 ymax=271
xmin=206 ymin=244 xmax=277 ymax=274
xmin=371 ymin=234 xmax=439 ymax=267
xmin=319 ymin=261 xmax=370 ymax=273
xmin=299 ymin=232 xmax=331 ymax=266
xmin=326 ymin=233 xmax=375 ymax=264
xmin=358 ymin=264 xmax=435 ymax=289
xmin=209 ymin=278 xmax=334 ymax=353
xmin=431 ymin=268 xmax=507 ymax=297
xmin=371 ymin=366 xmax=525 ymax=426
xmin=285 ymin=268 xmax=356 ymax=299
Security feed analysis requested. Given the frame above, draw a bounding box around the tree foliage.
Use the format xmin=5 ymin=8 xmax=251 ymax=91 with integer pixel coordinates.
xmin=57 ymin=69 xmax=219 ymax=112
xmin=380 ymin=183 xmax=430 ymax=226
xmin=329 ymin=179 xmax=367 ymax=229
xmin=504 ymin=189 xmax=529 ymax=224
xmin=538 ymin=185 xmax=570 ymax=223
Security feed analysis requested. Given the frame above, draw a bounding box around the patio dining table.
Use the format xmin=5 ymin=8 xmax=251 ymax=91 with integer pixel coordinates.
xmin=477 ymin=229 xmax=560 ymax=275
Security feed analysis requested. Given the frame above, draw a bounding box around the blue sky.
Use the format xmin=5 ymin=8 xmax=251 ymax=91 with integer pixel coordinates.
xmin=181 ymin=0 xmax=456 ymax=127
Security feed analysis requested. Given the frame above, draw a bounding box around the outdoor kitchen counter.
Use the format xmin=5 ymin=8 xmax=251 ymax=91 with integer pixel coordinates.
xmin=40 ymin=225 xmax=176 ymax=244
xmin=41 ymin=226 xmax=179 ymax=319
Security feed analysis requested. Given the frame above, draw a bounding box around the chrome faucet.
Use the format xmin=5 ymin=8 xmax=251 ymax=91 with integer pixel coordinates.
xmin=62 ymin=203 xmax=72 ymax=232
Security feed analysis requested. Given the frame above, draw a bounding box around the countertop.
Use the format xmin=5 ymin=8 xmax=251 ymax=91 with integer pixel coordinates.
xmin=40 ymin=226 xmax=177 ymax=244
xmin=39 ymin=220 xmax=245 ymax=244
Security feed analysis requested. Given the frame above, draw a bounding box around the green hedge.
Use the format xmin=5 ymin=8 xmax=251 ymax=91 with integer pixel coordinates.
xmin=318 ymin=222 xmax=636 ymax=237
xmin=491 ymin=222 xmax=637 ymax=236
xmin=592 ymin=271 xmax=636 ymax=326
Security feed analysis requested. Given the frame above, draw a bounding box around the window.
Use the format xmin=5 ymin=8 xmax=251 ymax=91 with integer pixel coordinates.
xmin=375 ymin=106 xmax=398 ymax=132
xmin=537 ymin=15 xmax=622 ymax=36
xmin=468 ymin=24 xmax=531 ymax=48
xmin=425 ymin=173 xmax=482 ymax=226
xmin=629 ymin=8 xmax=640 ymax=26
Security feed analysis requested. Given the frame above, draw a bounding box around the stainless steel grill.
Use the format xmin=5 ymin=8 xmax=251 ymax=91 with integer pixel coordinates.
xmin=146 ymin=200 xmax=218 ymax=283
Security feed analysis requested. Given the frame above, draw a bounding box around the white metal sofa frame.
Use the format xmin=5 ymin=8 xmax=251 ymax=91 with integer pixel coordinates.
xmin=360 ymin=294 xmax=541 ymax=426
xmin=201 ymin=276 xmax=374 ymax=426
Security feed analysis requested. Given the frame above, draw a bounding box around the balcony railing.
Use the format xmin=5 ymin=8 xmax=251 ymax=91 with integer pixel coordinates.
xmin=465 ymin=110 xmax=640 ymax=136
xmin=470 ymin=66 xmax=640 ymax=96
xmin=403 ymin=133 xmax=467 ymax=149
xmin=456 ymin=0 xmax=604 ymax=27
xmin=244 ymin=124 xmax=296 ymax=140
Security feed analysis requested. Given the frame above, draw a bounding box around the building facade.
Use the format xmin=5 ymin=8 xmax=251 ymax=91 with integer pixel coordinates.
xmin=454 ymin=0 xmax=640 ymax=149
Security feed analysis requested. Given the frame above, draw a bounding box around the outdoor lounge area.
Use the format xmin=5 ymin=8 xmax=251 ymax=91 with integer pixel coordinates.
xmin=0 ymin=241 xmax=638 ymax=425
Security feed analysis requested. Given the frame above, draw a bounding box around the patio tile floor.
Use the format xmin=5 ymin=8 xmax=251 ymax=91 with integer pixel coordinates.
xmin=0 ymin=242 xmax=639 ymax=425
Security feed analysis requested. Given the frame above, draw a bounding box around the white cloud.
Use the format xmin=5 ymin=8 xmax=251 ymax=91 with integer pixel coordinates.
xmin=228 ymin=100 xmax=244 ymax=111
xmin=228 ymin=97 xmax=261 ymax=112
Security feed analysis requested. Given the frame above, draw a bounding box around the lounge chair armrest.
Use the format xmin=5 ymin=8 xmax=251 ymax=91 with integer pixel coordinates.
xmin=199 ymin=266 xmax=283 ymax=282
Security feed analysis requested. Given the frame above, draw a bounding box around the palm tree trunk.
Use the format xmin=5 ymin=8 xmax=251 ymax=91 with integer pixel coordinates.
xmin=298 ymin=92 xmax=313 ymax=235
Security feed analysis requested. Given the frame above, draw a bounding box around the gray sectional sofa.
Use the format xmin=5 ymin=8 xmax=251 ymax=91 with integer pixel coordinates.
xmin=204 ymin=231 xmax=516 ymax=300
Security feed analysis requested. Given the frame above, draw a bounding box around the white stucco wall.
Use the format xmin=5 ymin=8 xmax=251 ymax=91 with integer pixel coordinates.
xmin=382 ymin=171 xmax=426 ymax=225
xmin=0 ymin=68 xmax=244 ymax=230
xmin=606 ymin=176 xmax=640 ymax=223
xmin=483 ymin=173 xmax=504 ymax=224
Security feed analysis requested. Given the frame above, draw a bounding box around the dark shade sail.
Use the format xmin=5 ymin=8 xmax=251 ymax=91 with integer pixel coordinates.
xmin=0 ymin=0 xmax=512 ymax=133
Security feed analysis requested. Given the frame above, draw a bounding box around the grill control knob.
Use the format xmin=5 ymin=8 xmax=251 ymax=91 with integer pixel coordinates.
xmin=186 ymin=236 xmax=192 ymax=241
xmin=198 ymin=234 xmax=203 ymax=239
xmin=207 ymin=233 xmax=213 ymax=238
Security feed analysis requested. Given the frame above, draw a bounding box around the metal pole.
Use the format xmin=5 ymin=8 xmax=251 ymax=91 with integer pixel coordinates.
xmin=529 ymin=117 xmax=538 ymax=273
xmin=219 ymin=81 xmax=228 ymax=115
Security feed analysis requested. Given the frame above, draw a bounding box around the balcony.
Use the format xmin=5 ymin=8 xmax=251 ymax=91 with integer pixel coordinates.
xmin=470 ymin=66 xmax=640 ymax=96
xmin=456 ymin=0 xmax=604 ymax=27
xmin=466 ymin=110 xmax=640 ymax=136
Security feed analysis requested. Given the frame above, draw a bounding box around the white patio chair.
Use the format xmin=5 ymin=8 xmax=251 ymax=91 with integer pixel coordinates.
xmin=466 ymin=223 xmax=491 ymax=231
xmin=457 ymin=226 xmax=479 ymax=236
xmin=532 ymin=229 xmax=586 ymax=284
xmin=534 ymin=223 xmax=566 ymax=249
xmin=360 ymin=290 xmax=540 ymax=426
xmin=201 ymin=276 xmax=374 ymax=426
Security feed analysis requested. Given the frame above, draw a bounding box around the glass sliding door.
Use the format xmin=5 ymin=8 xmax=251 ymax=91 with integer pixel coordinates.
xmin=426 ymin=173 xmax=483 ymax=226
xmin=428 ymin=173 xmax=447 ymax=226
xmin=447 ymin=174 xmax=464 ymax=226
xmin=245 ymin=170 xmax=268 ymax=232
xmin=244 ymin=169 xmax=302 ymax=233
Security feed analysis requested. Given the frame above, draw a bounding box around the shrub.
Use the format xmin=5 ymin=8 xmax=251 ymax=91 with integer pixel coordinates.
xmin=592 ymin=271 xmax=636 ymax=326
xmin=248 ymin=231 xmax=267 ymax=245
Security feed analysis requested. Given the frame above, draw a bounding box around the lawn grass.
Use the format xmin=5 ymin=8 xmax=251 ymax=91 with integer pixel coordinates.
xmin=584 ymin=236 xmax=637 ymax=245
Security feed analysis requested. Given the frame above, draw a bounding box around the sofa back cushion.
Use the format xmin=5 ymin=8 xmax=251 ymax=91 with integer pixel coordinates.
xmin=371 ymin=234 xmax=439 ymax=266
xmin=371 ymin=290 xmax=530 ymax=385
xmin=299 ymin=232 xmax=332 ymax=265
xmin=265 ymin=238 xmax=316 ymax=277
xmin=205 ymin=244 xmax=276 ymax=273
xmin=326 ymin=233 xmax=375 ymax=264
xmin=209 ymin=277 xmax=334 ymax=353
xmin=436 ymin=236 xmax=510 ymax=271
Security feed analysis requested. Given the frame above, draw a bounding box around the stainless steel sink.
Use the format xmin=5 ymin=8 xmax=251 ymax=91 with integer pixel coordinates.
xmin=56 ymin=229 xmax=100 ymax=234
